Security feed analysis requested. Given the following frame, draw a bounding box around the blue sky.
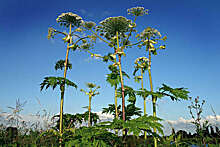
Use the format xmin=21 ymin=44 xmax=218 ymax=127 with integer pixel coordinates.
xmin=0 ymin=0 xmax=220 ymax=122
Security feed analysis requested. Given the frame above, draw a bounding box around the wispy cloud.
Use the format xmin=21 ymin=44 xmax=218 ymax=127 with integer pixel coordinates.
xmin=79 ymin=9 xmax=94 ymax=18
xmin=0 ymin=111 xmax=55 ymax=129
xmin=162 ymin=115 xmax=220 ymax=135
xmin=101 ymin=11 xmax=112 ymax=18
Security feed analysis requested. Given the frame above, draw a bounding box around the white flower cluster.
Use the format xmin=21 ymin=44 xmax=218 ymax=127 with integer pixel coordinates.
xmin=99 ymin=16 xmax=132 ymax=33
xmin=100 ymin=16 xmax=128 ymax=25
xmin=56 ymin=12 xmax=84 ymax=28
xmin=127 ymin=6 xmax=148 ymax=16
xmin=56 ymin=12 xmax=82 ymax=22
xmin=135 ymin=57 xmax=149 ymax=68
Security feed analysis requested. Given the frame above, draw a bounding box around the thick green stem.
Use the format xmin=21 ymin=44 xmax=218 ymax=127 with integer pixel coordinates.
xmin=141 ymin=68 xmax=146 ymax=115
xmin=116 ymin=31 xmax=126 ymax=121
xmin=114 ymin=85 xmax=118 ymax=119
xmin=147 ymin=44 xmax=157 ymax=147
xmin=88 ymin=95 xmax=91 ymax=127
xmin=141 ymin=68 xmax=147 ymax=139
xmin=59 ymin=24 xmax=71 ymax=146
xmin=118 ymin=56 xmax=125 ymax=121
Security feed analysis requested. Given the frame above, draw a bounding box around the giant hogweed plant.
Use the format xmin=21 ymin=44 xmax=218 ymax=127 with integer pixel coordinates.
xmin=133 ymin=57 xmax=149 ymax=139
xmin=37 ymin=7 xmax=192 ymax=147
xmin=135 ymin=26 xmax=167 ymax=146
xmin=40 ymin=12 xmax=94 ymax=145
xmin=84 ymin=7 xmax=149 ymax=122
xmin=136 ymin=26 xmax=167 ymax=119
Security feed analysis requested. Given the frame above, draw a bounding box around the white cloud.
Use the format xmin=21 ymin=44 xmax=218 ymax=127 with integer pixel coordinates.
xmin=96 ymin=111 xmax=114 ymax=121
xmin=163 ymin=115 xmax=220 ymax=135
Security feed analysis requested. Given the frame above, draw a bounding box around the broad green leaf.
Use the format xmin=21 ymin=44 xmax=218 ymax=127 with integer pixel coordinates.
xmin=159 ymin=84 xmax=190 ymax=101
xmin=40 ymin=76 xmax=77 ymax=91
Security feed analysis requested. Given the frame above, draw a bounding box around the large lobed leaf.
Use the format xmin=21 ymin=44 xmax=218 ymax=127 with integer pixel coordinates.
xmin=66 ymin=126 xmax=120 ymax=146
xmin=98 ymin=115 xmax=164 ymax=137
xmin=102 ymin=104 xmax=121 ymax=117
xmin=106 ymin=65 xmax=129 ymax=87
xmin=159 ymin=84 xmax=190 ymax=101
xmin=136 ymin=84 xmax=190 ymax=101
xmin=40 ymin=76 xmax=77 ymax=91
xmin=117 ymin=85 xmax=136 ymax=103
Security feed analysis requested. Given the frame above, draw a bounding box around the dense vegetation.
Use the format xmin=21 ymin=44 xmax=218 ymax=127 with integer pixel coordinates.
xmin=0 ymin=6 xmax=219 ymax=147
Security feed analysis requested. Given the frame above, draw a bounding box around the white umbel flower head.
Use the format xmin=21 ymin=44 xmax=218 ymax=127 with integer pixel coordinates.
xmin=127 ymin=7 xmax=148 ymax=16
xmin=56 ymin=12 xmax=83 ymax=28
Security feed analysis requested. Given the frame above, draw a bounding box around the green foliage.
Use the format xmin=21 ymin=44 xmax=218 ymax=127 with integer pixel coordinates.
xmin=47 ymin=27 xmax=58 ymax=39
xmin=159 ymin=134 xmax=191 ymax=146
xmin=106 ymin=65 xmax=129 ymax=87
xmin=86 ymin=83 xmax=97 ymax=89
xmin=53 ymin=112 xmax=100 ymax=131
xmin=159 ymin=84 xmax=190 ymax=101
xmin=117 ymin=85 xmax=136 ymax=103
xmin=40 ymin=76 xmax=77 ymax=91
xmin=133 ymin=76 xmax=142 ymax=83
xmin=107 ymin=85 xmax=142 ymax=120
xmin=98 ymin=115 xmax=163 ymax=137
xmin=82 ymin=111 xmax=100 ymax=126
xmin=65 ymin=126 xmax=121 ymax=147
xmin=102 ymin=104 xmax=121 ymax=118
xmin=125 ymin=103 xmax=142 ymax=120
xmin=55 ymin=59 xmax=72 ymax=71
xmin=136 ymin=84 xmax=189 ymax=101
xmin=53 ymin=113 xmax=82 ymax=131
xmin=102 ymin=103 xmax=142 ymax=121
xmin=102 ymin=53 xmax=116 ymax=63
xmin=136 ymin=88 xmax=163 ymax=100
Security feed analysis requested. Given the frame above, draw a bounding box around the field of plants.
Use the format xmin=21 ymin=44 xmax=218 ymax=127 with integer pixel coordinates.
xmin=0 ymin=6 xmax=220 ymax=147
